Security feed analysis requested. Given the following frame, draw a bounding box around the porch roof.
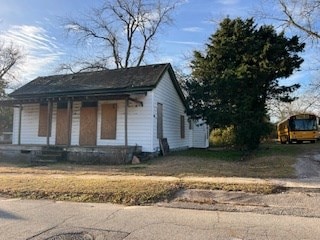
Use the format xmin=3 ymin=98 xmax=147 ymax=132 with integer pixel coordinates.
xmin=1 ymin=63 xmax=187 ymax=107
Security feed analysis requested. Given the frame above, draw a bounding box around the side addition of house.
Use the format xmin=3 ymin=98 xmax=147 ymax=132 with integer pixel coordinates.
xmin=0 ymin=63 xmax=209 ymax=164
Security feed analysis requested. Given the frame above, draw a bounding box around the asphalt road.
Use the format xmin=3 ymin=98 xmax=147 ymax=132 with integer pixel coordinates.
xmin=1 ymin=197 xmax=319 ymax=240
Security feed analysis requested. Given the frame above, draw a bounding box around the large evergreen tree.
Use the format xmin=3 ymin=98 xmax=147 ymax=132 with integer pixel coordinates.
xmin=187 ymin=18 xmax=305 ymax=150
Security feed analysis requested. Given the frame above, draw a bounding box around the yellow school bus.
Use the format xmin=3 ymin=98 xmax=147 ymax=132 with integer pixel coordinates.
xmin=277 ymin=114 xmax=318 ymax=144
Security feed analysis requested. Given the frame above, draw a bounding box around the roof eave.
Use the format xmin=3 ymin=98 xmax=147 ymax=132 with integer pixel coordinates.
xmin=2 ymin=87 xmax=152 ymax=106
xmin=155 ymin=64 xmax=189 ymax=111
xmin=9 ymin=86 xmax=154 ymax=99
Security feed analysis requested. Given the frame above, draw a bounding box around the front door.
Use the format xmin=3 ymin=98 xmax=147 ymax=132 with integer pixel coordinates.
xmin=56 ymin=107 xmax=69 ymax=145
xmin=79 ymin=103 xmax=97 ymax=146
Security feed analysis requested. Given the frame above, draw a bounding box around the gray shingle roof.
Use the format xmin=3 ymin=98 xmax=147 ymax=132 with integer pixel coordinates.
xmin=10 ymin=63 xmax=173 ymax=98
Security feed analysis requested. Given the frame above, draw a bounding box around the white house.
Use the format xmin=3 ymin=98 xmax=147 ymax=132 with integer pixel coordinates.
xmin=1 ymin=63 xmax=208 ymax=163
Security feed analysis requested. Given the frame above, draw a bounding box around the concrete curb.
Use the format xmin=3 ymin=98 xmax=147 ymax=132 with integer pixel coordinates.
xmin=181 ymin=176 xmax=320 ymax=191
xmin=270 ymin=178 xmax=320 ymax=191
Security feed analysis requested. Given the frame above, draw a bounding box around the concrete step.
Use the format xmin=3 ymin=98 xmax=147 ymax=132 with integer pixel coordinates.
xmin=31 ymin=146 xmax=65 ymax=165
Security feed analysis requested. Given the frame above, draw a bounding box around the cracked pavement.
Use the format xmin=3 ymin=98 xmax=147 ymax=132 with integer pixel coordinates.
xmin=161 ymin=189 xmax=320 ymax=218
xmin=1 ymin=197 xmax=320 ymax=240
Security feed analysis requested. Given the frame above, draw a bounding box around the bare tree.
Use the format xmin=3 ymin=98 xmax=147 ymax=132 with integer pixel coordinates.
xmin=256 ymin=0 xmax=320 ymax=113
xmin=268 ymin=92 xmax=320 ymax=122
xmin=0 ymin=41 xmax=23 ymax=97
xmin=0 ymin=41 xmax=22 ymax=134
xmin=257 ymin=0 xmax=320 ymax=43
xmin=277 ymin=0 xmax=320 ymax=43
xmin=63 ymin=0 xmax=179 ymax=71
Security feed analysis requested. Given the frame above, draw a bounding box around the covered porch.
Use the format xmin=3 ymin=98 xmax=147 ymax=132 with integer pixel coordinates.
xmin=0 ymin=93 xmax=145 ymax=164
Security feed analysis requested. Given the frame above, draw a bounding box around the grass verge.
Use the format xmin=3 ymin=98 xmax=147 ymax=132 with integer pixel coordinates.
xmin=0 ymin=175 xmax=180 ymax=205
xmin=0 ymin=142 xmax=314 ymax=204
xmin=0 ymin=175 xmax=281 ymax=205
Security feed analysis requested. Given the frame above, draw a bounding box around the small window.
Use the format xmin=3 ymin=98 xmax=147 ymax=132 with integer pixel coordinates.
xmin=180 ymin=115 xmax=185 ymax=139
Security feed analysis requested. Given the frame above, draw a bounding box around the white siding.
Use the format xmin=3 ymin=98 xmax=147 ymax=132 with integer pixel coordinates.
xmin=96 ymin=95 xmax=153 ymax=152
xmin=12 ymin=97 xmax=154 ymax=151
xmin=12 ymin=107 xmax=19 ymax=144
xmin=127 ymin=94 xmax=154 ymax=151
xmin=192 ymin=120 xmax=209 ymax=148
xmin=70 ymin=101 xmax=81 ymax=146
xmin=12 ymin=103 xmax=57 ymax=145
xmin=152 ymin=71 xmax=190 ymax=151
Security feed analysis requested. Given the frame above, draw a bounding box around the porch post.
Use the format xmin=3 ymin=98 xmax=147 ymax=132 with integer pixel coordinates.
xmin=46 ymin=100 xmax=53 ymax=146
xmin=18 ymin=104 xmax=22 ymax=145
xmin=67 ymin=99 xmax=72 ymax=146
xmin=125 ymin=97 xmax=128 ymax=148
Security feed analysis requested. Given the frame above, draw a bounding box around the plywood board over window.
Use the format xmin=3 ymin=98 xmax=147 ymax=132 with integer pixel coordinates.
xmin=38 ymin=104 xmax=50 ymax=137
xmin=101 ymin=103 xmax=117 ymax=139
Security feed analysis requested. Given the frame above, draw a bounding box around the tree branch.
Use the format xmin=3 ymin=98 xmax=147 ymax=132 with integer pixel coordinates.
xmin=62 ymin=0 xmax=178 ymax=70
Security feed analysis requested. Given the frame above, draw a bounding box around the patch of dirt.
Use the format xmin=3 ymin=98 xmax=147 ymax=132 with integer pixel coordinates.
xmin=295 ymin=151 xmax=320 ymax=179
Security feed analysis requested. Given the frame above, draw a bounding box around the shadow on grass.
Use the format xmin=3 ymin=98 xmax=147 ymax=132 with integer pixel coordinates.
xmin=172 ymin=148 xmax=243 ymax=161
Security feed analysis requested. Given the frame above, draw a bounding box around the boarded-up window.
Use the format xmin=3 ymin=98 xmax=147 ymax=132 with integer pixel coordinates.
xmin=180 ymin=115 xmax=185 ymax=139
xmin=157 ymin=103 xmax=163 ymax=139
xmin=101 ymin=103 xmax=117 ymax=139
xmin=38 ymin=104 xmax=50 ymax=137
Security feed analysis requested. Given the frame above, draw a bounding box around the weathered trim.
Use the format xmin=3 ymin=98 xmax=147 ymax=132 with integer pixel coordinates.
xmin=129 ymin=97 xmax=143 ymax=107
xmin=0 ymin=92 xmax=147 ymax=106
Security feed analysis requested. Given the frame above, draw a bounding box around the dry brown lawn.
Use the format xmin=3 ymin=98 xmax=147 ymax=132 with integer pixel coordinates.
xmin=0 ymin=142 xmax=317 ymax=204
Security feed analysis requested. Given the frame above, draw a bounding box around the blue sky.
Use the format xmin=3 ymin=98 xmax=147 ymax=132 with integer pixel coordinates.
xmin=0 ymin=0 xmax=314 ymax=90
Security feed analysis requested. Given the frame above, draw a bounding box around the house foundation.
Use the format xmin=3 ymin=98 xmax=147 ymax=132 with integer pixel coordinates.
xmin=66 ymin=145 xmax=142 ymax=164
xmin=0 ymin=145 xmax=142 ymax=165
